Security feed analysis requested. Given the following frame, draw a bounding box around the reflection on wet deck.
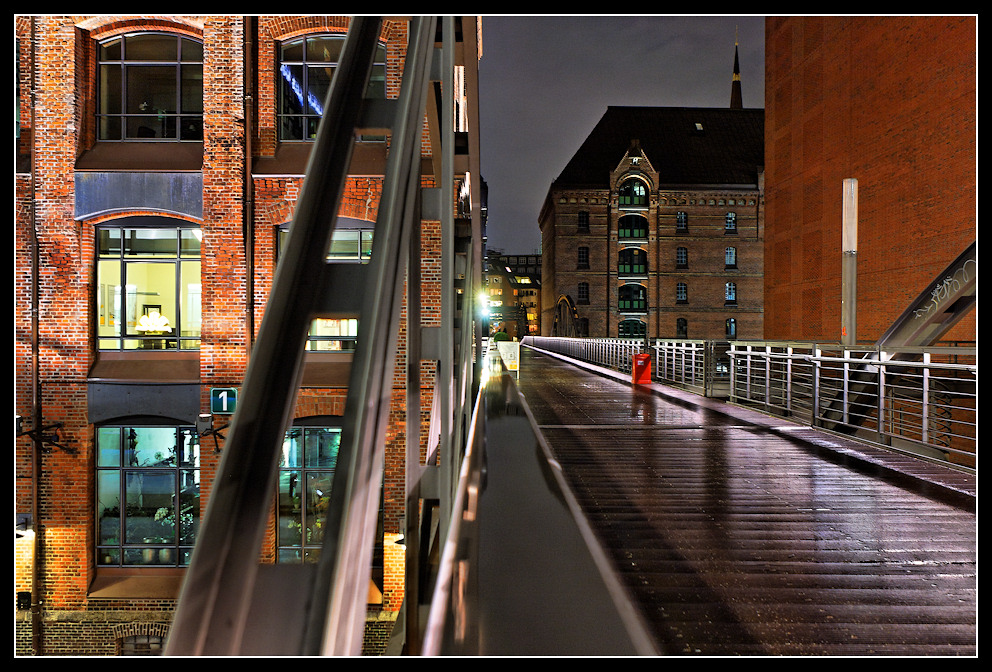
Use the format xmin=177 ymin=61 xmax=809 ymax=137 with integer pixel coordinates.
xmin=515 ymin=346 xmax=977 ymax=656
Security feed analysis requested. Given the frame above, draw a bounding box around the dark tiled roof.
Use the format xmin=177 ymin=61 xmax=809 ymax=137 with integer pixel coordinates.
xmin=553 ymin=106 xmax=764 ymax=189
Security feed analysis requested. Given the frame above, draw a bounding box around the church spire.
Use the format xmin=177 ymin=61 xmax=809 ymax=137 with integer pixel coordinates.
xmin=730 ymin=28 xmax=743 ymax=109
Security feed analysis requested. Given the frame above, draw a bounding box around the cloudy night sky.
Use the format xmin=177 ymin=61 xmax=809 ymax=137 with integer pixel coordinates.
xmin=477 ymin=15 xmax=766 ymax=254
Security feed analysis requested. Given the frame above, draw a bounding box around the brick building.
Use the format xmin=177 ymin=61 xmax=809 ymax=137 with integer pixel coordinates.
xmin=540 ymin=105 xmax=764 ymax=340
xmin=763 ymin=16 xmax=976 ymax=343
xmin=14 ymin=15 xmax=481 ymax=655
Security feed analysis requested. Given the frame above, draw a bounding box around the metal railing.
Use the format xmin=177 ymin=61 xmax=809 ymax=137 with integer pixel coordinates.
xmin=526 ymin=336 xmax=645 ymax=373
xmin=421 ymin=344 xmax=660 ymax=655
xmin=729 ymin=342 xmax=977 ymax=468
xmin=525 ymin=336 xmax=976 ymax=471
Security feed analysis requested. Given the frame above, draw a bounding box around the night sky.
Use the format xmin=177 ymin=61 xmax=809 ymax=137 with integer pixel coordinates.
xmin=477 ymin=15 xmax=766 ymax=254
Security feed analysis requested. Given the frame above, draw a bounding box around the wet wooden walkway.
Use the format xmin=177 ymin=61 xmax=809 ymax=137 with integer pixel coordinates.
xmin=515 ymin=346 xmax=977 ymax=656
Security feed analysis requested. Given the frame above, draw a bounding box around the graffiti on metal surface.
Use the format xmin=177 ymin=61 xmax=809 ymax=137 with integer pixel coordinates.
xmin=911 ymin=258 xmax=976 ymax=321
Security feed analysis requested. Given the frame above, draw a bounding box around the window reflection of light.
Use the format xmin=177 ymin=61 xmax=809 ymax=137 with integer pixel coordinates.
xmin=280 ymin=63 xmax=324 ymax=116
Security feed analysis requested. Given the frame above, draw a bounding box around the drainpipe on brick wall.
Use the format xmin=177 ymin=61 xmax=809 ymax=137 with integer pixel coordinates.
xmin=28 ymin=16 xmax=45 ymax=657
xmin=244 ymin=16 xmax=257 ymax=355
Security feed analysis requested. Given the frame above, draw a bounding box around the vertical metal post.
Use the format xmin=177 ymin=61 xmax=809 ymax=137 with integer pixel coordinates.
xmin=841 ymin=178 xmax=858 ymax=346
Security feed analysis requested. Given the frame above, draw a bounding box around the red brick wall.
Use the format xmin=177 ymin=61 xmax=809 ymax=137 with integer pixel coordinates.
xmin=15 ymin=14 xmax=434 ymax=653
xmin=763 ymin=16 xmax=976 ymax=343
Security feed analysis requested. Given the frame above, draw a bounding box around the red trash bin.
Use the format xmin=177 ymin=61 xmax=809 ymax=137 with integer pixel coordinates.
xmin=632 ymin=353 xmax=652 ymax=384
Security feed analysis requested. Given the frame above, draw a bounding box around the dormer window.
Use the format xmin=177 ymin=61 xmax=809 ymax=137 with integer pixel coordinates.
xmin=618 ymin=179 xmax=648 ymax=209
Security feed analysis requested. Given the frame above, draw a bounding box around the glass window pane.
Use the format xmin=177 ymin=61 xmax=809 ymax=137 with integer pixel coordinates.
xmin=123 ymin=469 xmax=176 ymax=544
xmin=306 ymin=35 xmax=345 ymax=63
xmin=305 ymin=471 xmax=333 ymax=546
xmin=180 ymin=37 xmax=203 ymax=63
xmin=125 ymin=262 xmax=177 ymax=339
xmin=99 ymin=64 xmax=122 ymax=115
xmin=97 ymin=471 xmax=121 ymax=544
xmin=97 ymin=426 xmax=121 ymax=466
xmin=279 ymin=63 xmax=305 ymax=116
xmin=99 ymin=38 xmax=121 ymax=61
xmin=126 ymin=65 xmax=178 ymax=114
xmin=180 ymin=229 xmax=201 ymax=256
xmin=123 ymin=228 xmax=178 ymax=257
xmin=180 ymin=260 xmax=201 ymax=340
xmin=97 ymin=259 xmax=122 ymax=341
xmin=306 ymin=64 xmax=332 ymax=115
xmin=127 ymin=427 xmax=179 ymax=467
xmin=281 ymin=38 xmax=304 ymax=61
xmin=124 ymin=34 xmax=178 ymax=61
xmin=280 ymin=430 xmax=304 ymax=468
xmin=304 ymin=428 xmax=340 ymax=468
xmin=180 ymin=64 xmax=203 ymax=113
xmin=279 ymin=469 xmax=302 ymax=547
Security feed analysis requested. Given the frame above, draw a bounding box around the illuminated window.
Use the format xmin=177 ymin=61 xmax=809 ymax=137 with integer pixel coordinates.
xmin=96 ymin=425 xmax=200 ymax=567
xmin=618 ymin=284 xmax=647 ymax=313
xmin=725 ymin=246 xmax=737 ymax=268
xmin=97 ymin=220 xmax=201 ymax=351
xmin=618 ymin=214 xmax=647 ymax=240
xmin=618 ymin=179 xmax=648 ymax=209
xmin=278 ymin=34 xmax=386 ymax=141
xmin=725 ymin=212 xmax=738 ymax=233
xmin=277 ymin=426 xmax=340 ymax=563
xmin=619 ymin=248 xmax=647 ymax=275
xmin=97 ymin=33 xmax=203 ymax=141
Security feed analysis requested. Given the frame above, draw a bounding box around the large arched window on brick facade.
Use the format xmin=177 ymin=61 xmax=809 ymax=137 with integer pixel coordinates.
xmin=96 ymin=217 xmax=201 ymax=351
xmin=618 ymin=178 xmax=649 ymax=209
xmin=97 ymin=32 xmax=203 ymax=141
xmin=96 ymin=423 xmax=200 ymax=567
xmin=278 ymin=33 xmax=386 ymax=141
xmin=618 ymin=284 xmax=647 ymax=313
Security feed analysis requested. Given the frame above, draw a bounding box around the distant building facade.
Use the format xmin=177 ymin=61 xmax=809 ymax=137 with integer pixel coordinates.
xmin=540 ymin=107 xmax=764 ymax=340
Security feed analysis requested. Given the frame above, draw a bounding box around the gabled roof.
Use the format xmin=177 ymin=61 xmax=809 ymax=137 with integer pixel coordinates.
xmin=553 ymin=106 xmax=764 ymax=190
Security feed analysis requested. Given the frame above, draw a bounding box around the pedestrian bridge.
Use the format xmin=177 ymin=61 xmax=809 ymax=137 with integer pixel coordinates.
xmin=428 ymin=341 xmax=975 ymax=655
xmin=163 ymin=15 xmax=976 ymax=656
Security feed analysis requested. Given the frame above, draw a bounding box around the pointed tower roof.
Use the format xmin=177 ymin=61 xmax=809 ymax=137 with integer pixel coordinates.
xmin=730 ymin=31 xmax=743 ymax=109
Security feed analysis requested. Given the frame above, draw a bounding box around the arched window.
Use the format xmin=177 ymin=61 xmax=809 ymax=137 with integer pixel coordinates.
xmin=676 ymin=318 xmax=688 ymax=338
xmin=277 ymin=424 xmax=341 ymax=563
xmin=725 ymin=212 xmax=738 ymax=233
xmin=676 ymin=246 xmax=688 ymax=269
xmin=726 ymin=318 xmax=737 ymax=338
xmin=676 ymin=282 xmax=688 ymax=304
xmin=96 ymin=424 xmax=200 ymax=567
xmin=618 ymin=248 xmax=647 ymax=275
xmin=618 ymin=214 xmax=648 ymax=240
xmin=97 ymin=33 xmax=203 ymax=141
xmin=618 ymin=179 xmax=648 ymax=209
xmin=278 ymin=34 xmax=386 ymax=140
xmin=96 ymin=218 xmax=202 ymax=351
xmin=725 ymin=282 xmax=737 ymax=305
xmin=619 ymin=318 xmax=646 ymax=338
xmin=676 ymin=211 xmax=688 ymax=231
xmin=577 ymin=281 xmax=590 ymax=304
xmin=725 ymin=246 xmax=737 ymax=268
xmin=618 ymin=284 xmax=647 ymax=313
